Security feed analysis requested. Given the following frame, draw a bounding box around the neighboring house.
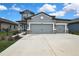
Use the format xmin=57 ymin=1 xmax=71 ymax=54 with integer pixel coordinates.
xmin=68 ymin=18 xmax=79 ymax=33
xmin=0 ymin=18 xmax=18 ymax=32
xmin=17 ymin=10 xmax=70 ymax=34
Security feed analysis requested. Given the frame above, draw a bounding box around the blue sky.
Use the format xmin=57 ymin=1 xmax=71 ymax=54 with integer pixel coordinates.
xmin=0 ymin=3 xmax=79 ymax=22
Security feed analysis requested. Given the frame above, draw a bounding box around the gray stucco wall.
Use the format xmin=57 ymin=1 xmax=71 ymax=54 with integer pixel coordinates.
xmin=68 ymin=23 xmax=79 ymax=32
xmin=30 ymin=13 xmax=54 ymax=22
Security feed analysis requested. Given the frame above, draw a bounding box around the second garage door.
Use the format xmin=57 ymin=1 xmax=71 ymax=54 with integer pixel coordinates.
xmin=56 ymin=25 xmax=65 ymax=33
xmin=30 ymin=24 xmax=53 ymax=34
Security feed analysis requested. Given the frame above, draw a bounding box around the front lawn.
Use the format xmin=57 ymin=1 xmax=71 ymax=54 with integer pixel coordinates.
xmin=0 ymin=40 xmax=16 ymax=53
xmin=0 ymin=31 xmax=21 ymax=53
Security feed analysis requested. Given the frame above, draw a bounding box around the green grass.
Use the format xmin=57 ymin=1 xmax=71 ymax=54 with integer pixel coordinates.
xmin=0 ymin=40 xmax=16 ymax=52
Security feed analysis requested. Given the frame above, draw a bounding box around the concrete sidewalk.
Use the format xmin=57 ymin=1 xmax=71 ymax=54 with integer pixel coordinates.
xmin=0 ymin=34 xmax=79 ymax=56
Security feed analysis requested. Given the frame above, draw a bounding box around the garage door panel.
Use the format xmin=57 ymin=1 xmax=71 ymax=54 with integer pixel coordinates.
xmin=30 ymin=24 xmax=53 ymax=34
xmin=56 ymin=25 xmax=65 ymax=33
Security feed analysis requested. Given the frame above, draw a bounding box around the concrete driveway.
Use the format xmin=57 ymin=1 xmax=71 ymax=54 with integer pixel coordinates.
xmin=0 ymin=34 xmax=79 ymax=56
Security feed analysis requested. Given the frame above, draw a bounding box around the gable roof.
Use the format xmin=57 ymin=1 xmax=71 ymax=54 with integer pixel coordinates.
xmin=35 ymin=12 xmax=55 ymax=17
xmin=24 ymin=12 xmax=72 ymax=21
xmin=23 ymin=12 xmax=55 ymax=20
xmin=0 ymin=18 xmax=17 ymax=25
xmin=18 ymin=12 xmax=71 ymax=23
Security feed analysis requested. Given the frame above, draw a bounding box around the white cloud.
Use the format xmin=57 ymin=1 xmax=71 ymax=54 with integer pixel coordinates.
xmin=1 ymin=17 xmax=5 ymax=18
xmin=63 ymin=3 xmax=79 ymax=16
xmin=49 ymin=11 xmax=66 ymax=16
xmin=0 ymin=5 xmax=7 ymax=10
xmin=38 ymin=4 xmax=56 ymax=12
xmin=63 ymin=3 xmax=76 ymax=12
xmin=38 ymin=3 xmax=68 ymax=17
xmin=10 ymin=4 xmax=22 ymax=11
xmin=64 ymin=3 xmax=70 ymax=6
xmin=50 ymin=3 xmax=79 ymax=17
xmin=74 ymin=14 xmax=79 ymax=16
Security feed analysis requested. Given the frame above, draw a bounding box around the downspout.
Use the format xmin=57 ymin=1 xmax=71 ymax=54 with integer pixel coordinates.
xmin=52 ymin=16 xmax=56 ymax=33
xmin=0 ymin=23 xmax=1 ymax=32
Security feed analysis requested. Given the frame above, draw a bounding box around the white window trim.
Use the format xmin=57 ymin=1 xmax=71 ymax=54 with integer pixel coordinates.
xmin=56 ymin=23 xmax=67 ymax=25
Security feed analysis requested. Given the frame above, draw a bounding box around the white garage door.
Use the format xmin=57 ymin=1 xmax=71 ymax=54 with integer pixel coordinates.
xmin=56 ymin=25 xmax=65 ymax=33
xmin=30 ymin=24 xmax=53 ymax=34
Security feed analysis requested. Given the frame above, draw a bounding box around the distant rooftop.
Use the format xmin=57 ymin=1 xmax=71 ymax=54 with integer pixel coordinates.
xmin=0 ymin=18 xmax=17 ymax=25
xmin=20 ymin=10 xmax=35 ymax=15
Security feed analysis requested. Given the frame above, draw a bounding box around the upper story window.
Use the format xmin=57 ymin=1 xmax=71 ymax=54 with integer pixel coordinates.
xmin=23 ymin=14 xmax=27 ymax=18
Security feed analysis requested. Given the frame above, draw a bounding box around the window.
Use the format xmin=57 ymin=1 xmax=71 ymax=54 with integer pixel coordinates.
xmin=28 ymin=14 xmax=32 ymax=17
xmin=10 ymin=25 xmax=11 ymax=29
xmin=23 ymin=14 xmax=27 ymax=18
xmin=14 ymin=25 xmax=16 ymax=29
